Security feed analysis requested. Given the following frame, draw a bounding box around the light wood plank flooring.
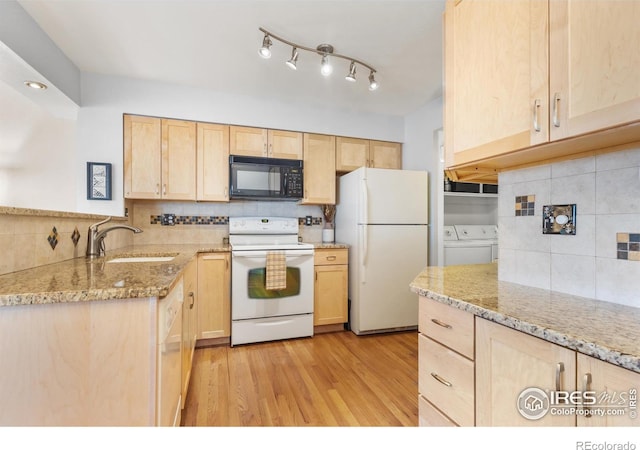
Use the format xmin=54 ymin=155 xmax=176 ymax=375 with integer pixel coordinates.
xmin=181 ymin=330 xmax=418 ymax=426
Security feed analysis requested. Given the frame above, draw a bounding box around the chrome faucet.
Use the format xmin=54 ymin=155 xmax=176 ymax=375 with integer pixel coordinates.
xmin=86 ymin=216 xmax=143 ymax=259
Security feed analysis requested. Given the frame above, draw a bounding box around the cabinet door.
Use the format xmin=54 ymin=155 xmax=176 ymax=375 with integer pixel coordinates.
xmin=196 ymin=123 xmax=229 ymax=201
xmin=549 ymin=0 xmax=640 ymax=141
xmin=268 ymin=129 xmax=303 ymax=159
xmin=197 ymin=253 xmax=230 ymax=339
xmin=476 ymin=318 xmax=576 ymax=426
xmin=444 ymin=0 xmax=548 ymax=168
xmin=229 ymin=126 xmax=268 ymax=157
xmin=369 ymin=140 xmax=402 ymax=169
xmin=124 ymin=114 xmax=162 ymax=199
xmin=181 ymin=259 xmax=197 ymax=409
xmin=161 ymin=119 xmax=196 ymax=200
xmin=336 ymin=137 xmax=369 ymax=172
xmin=576 ymin=353 xmax=640 ymax=427
xmin=313 ymin=263 xmax=348 ymax=326
xmin=302 ymin=133 xmax=336 ymax=205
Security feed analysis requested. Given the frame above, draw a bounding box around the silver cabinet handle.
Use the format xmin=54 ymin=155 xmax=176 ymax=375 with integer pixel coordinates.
xmin=224 ymin=186 xmax=228 ymax=199
xmin=533 ymin=98 xmax=541 ymax=132
xmin=552 ymin=93 xmax=561 ymax=128
xmin=156 ymin=183 xmax=160 ymax=196
xmin=162 ymin=183 xmax=167 ymax=196
xmin=431 ymin=372 xmax=452 ymax=387
xmin=556 ymin=362 xmax=565 ymax=402
xmin=583 ymin=373 xmax=592 ymax=417
xmin=431 ymin=318 xmax=452 ymax=329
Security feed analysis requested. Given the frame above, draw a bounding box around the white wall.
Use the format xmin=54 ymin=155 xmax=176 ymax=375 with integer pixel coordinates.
xmin=498 ymin=146 xmax=640 ymax=307
xmin=76 ymin=73 xmax=406 ymax=216
xmin=403 ymin=96 xmax=443 ymax=266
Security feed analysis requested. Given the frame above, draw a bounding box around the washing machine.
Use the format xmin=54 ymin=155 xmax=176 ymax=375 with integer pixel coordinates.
xmin=443 ymin=225 xmax=498 ymax=266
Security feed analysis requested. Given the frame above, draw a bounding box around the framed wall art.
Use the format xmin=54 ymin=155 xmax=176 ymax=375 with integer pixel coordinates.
xmin=86 ymin=162 xmax=112 ymax=200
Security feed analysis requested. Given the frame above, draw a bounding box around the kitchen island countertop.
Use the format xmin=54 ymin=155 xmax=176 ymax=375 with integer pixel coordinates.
xmin=410 ymin=263 xmax=640 ymax=373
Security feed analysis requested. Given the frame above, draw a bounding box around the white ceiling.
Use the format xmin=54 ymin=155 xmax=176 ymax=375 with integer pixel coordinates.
xmin=16 ymin=0 xmax=445 ymax=117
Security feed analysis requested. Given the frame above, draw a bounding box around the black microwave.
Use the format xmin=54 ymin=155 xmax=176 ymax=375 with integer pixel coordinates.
xmin=229 ymin=155 xmax=303 ymax=201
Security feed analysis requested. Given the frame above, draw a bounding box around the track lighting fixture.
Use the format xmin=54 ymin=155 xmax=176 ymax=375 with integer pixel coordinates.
xmin=258 ymin=27 xmax=379 ymax=90
xmin=259 ymin=33 xmax=272 ymax=59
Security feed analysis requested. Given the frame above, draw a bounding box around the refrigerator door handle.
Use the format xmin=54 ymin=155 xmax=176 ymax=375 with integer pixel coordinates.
xmin=361 ymin=178 xmax=369 ymax=226
xmin=360 ymin=226 xmax=367 ymax=284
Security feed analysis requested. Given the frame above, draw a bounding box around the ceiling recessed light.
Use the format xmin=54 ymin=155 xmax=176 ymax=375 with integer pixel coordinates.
xmin=24 ymin=81 xmax=48 ymax=90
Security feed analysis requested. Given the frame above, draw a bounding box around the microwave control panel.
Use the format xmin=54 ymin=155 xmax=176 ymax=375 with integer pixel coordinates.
xmin=283 ymin=168 xmax=303 ymax=197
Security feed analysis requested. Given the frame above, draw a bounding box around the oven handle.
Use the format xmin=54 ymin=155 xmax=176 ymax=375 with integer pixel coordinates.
xmin=232 ymin=249 xmax=314 ymax=258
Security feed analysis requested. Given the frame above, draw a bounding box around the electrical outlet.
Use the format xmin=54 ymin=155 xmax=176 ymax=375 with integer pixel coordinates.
xmin=305 ymin=215 xmax=312 ymax=226
xmin=162 ymin=213 xmax=176 ymax=226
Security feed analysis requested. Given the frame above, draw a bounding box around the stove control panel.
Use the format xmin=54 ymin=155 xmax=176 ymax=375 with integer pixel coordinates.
xmin=229 ymin=217 xmax=299 ymax=235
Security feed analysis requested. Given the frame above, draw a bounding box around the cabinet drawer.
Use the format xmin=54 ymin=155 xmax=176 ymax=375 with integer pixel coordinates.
xmin=314 ymin=249 xmax=348 ymax=266
xmin=418 ymin=334 xmax=474 ymax=427
xmin=419 ymin=296 xmax=474 ymax=360
xmin=419 ymin=395 xmax=457 ymax=427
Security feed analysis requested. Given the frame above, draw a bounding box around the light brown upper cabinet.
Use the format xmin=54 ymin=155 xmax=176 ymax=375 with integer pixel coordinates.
xmin=444 ymin=0 xmax=640 ymax=182
xmin=302 ymin=133 xmax=336 ymax=205
xmin=336 ymin=137 xmax=402 ymax=172
xmin=229 ymin=126 xmax=303 ymax=160
xmin=124 ymin=114 xmax=196 ymax=200
xmin=196 ymin=123 xmax=229 ymax=202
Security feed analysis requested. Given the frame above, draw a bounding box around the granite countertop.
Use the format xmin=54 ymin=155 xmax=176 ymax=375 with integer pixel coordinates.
xmin=410 ymin=263 xmax=640 ymax=373
xmin=0 ymin=244 xmax=230 ymax=307
xmin=311 ymin=242 xmax=350 ymax=249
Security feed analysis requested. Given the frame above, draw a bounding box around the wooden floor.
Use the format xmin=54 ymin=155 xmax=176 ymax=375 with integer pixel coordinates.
xmin=181 ymin=330 xmax=418 ymax=426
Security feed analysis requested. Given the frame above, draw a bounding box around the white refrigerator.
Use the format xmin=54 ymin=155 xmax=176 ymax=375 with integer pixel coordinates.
xmin=335 ymin=167 xmax=429 ymax=335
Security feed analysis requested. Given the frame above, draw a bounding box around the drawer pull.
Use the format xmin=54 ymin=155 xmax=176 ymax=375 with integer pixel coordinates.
xmin=430 ymin=372 xmax=452 ymax=387
xmin=555 ymin=362 xmax=565 ymax=402
xmin=326 ymin=255 xmax=336 ymax=261
xmin=583 ymin=373 xmax=592 ymax=417
xmin=431 ymin=318 xmax=452 ymax=329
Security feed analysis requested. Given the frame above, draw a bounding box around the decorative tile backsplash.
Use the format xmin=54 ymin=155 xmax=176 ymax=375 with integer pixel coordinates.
xmin=542 ymin=204 xmax=577 ymax=235
xmin=498 ymin=146 xmax=640 ymax=307
xmin=71 ymin=227 xmax=81 ymax=247
xmin=47 ymin=227 xmax=59 ymax=250
xmin=617 ymin=233 xmax=640 ymax=261
xmin=150 ymin=215 xmax=229 ymax=225
xmin=515 ymin=195 xmax=535 ymax=216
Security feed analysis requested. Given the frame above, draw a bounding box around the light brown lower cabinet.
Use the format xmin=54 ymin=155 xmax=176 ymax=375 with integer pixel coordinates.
xmin=576 ymin=353 xmax=640 ymax=427
xmin=476 ymin=318 xmax=577 ymax=426
xmin=418 ymin=295 xmax=475 ymax=426
xmin=196 ymin=252 xmax=231 ymax=341
xmin=313 ymin=248 xmax=348 ymax=326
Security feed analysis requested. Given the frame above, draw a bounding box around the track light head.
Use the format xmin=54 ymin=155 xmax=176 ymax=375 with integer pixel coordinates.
xmin=286 ymin=47 xmax=298 ymax=70
xmin=259 ymin=33 xmax=272 ymax=59
xmin=320 ymin=55 xmax=333 ymax=76
xmin=317 ymin=44 xmax=334 ymax=77
xmin=368 ymin=71 xmax=379 ymax=91
xmin=345 ymin=61 xmax=357 ymax=82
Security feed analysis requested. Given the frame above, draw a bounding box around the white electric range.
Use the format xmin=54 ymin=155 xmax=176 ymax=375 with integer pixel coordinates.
xmin=229 ymin=217 xmax=315 ymax=346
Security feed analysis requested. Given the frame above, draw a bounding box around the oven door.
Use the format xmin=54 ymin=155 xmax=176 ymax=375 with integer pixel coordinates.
xmin=231 ymin=248 xmax=314 ymax=320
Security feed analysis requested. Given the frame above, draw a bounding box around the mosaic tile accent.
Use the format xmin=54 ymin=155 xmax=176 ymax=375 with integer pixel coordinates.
xmin=150 ymin=215 xmax=229 ymax=225
xmin=617 ymin=232 xmax=640 ymax=261
xmin=71 ymin=227 xmax=81 ymax=247
xmin=297 ymin=217 xmax=323 ymax=226
xmin=47 ymin=227 xmax=59 ymax=250
xmin=515 ymin=195 xmax=535 ymax=216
